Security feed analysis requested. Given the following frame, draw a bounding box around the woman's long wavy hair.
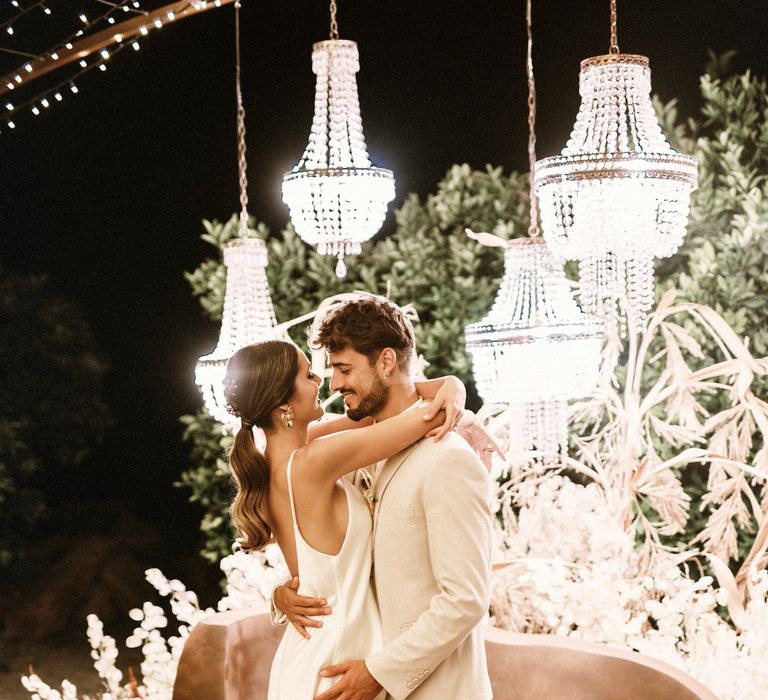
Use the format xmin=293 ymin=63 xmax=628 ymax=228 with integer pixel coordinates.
xmin=223 ymin=340 xmax=298 ymax=552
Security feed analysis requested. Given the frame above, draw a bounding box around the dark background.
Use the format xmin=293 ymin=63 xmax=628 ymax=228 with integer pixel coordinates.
xmin=0 ymin=0 xmax=767 ymax=584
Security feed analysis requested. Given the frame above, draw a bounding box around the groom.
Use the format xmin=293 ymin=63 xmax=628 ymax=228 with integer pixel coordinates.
xmin=278 ymin=296 xmax=493 ymax=700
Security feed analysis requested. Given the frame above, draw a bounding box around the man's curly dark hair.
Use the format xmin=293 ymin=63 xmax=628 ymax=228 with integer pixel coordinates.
xmin=311 ymin=296 xmax=415 ymax=371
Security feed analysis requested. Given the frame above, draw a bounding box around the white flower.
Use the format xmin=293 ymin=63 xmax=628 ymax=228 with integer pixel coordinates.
xmin=60 ymin=681 xmax=77 ymax=700
xmin=217 ymin=548 xmax=289 ymax=613
xmin=144 ymin=568 xmax=172 ymax=596
xmin=125 ymin=634 xmax=143 ymax=649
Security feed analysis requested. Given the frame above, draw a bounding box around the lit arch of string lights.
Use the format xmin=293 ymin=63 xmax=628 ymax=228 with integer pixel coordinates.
xmin=0 ymin=0 xmax=235 ymax=133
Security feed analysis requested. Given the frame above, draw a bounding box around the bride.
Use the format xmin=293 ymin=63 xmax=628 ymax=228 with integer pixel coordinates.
xmin=223 ymin=339 xmax=465 ymax=699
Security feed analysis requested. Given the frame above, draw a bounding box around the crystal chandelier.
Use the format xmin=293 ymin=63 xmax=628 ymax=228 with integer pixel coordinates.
xmin=534 ymin=0 xmax=698 ymax=332
xmin=195 ymin=2 xmax=278 ymax=424
xmin=465 ymin=239 xmax=604 ymax=464
xmin=464 ymin=0 xmax=603 ymax=466
xmin=282 ymin=0 xmax=395 ymax=278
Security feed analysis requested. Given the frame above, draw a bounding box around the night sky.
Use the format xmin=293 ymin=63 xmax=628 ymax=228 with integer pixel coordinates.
xmin=1 ymin=0 xmax=767 ymax=542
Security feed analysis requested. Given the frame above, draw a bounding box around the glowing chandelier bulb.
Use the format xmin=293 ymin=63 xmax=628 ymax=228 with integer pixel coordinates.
xmin=282 ymin=39 xmax=395 ymax=277
xmin=535 ymin=44 xmax=697 ymax=333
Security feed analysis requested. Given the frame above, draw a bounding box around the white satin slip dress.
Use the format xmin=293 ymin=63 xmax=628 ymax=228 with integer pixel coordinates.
xmin=267 ymin=451 xmax=385 ymax=699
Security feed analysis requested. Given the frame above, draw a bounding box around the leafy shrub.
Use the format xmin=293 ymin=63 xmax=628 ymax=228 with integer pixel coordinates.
xmin=0 ymin=270 xmax=110 ymax=566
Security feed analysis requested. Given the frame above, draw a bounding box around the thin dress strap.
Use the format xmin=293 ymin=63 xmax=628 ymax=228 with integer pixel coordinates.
xmin=285 ymin=450 xmax=300 ymax=532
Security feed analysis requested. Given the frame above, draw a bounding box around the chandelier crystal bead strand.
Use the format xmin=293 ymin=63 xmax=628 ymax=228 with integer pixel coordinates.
xmin=464 ymin=0 xmax=603 ymax=466
xmin=282 ymin=0 xmax=395 ymax=277
xmin=534 ymin=0 xmax=697 ymax=332
xmin=195 ymin=1 xmax=278 ymax=424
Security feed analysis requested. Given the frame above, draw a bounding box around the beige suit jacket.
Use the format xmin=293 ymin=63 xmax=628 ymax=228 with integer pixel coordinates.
xmin=365 ymin=433 xmax=494 ymax=700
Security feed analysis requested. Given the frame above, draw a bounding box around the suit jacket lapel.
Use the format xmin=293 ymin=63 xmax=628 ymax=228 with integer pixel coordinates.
xmin=373 ymin=441 xmax=421 ymax=518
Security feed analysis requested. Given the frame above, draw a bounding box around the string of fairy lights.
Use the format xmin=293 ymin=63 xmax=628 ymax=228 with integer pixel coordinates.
xmin=0 ymin=0 xmax=228 ymax=134
xmin=2 ymin=1 xmax=53 ymax=36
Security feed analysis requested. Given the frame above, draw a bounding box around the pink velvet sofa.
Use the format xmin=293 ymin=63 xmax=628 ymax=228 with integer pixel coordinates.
xmin=172 ymin=609 xmax=718 ymax=700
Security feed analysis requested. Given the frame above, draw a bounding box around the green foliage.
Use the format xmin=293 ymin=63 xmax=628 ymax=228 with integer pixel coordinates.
xmin=0 ymin=270 xmax=110 ymax=566
xmin=660 ymin=68 xmax=768 ymax=359
xmin=176 ymin=409 xmax=236 ymax=562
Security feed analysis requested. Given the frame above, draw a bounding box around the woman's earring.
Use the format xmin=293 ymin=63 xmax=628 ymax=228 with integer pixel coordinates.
xmin=281 ymin=406 xmax=294 ymax=429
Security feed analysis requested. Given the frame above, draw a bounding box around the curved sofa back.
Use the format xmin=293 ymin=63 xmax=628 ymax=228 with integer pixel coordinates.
xmin=172 ymin=610 xmax=718 ymax=700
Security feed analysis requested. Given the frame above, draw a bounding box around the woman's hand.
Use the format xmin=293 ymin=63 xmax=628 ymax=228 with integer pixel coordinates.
xmin=274 ymin=576 xmax=332 ymax=640
xmin=455 ymin=411 xmax=505 ymax=471
xmin=423 ymin=376 xmax=466 ymax=441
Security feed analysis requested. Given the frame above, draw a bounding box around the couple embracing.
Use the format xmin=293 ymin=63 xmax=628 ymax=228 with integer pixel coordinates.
xmin=224 ymin=296 xmax=494 ymax=699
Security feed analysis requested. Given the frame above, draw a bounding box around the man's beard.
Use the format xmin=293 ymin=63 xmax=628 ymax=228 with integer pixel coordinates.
xmin=346 ymin=373 xmax=390 ymax=421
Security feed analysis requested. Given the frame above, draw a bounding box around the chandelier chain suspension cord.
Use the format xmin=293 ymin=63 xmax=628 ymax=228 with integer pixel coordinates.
xmin=526 ymin=0 xmax=540 ymax=237
xmin=235 ymin=1 xmax=250 ymax=238
xmin=329 ymin=0 xmax=339 ymax=40
xmin=609 ymin=0 xmax=620 ymax=54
